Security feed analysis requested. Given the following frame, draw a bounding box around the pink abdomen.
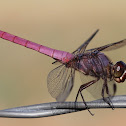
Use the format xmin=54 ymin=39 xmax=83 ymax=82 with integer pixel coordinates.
xmin=0 ymin=30 xmax=74 ymax=63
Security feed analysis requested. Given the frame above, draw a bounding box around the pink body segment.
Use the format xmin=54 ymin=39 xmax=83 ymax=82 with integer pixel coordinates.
xmin=0 ymin=31 xmax=74 ymax=63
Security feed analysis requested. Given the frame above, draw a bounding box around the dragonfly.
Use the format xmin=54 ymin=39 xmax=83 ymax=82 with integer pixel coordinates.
xmin=0 ymin=29 xmax=126 ymax=115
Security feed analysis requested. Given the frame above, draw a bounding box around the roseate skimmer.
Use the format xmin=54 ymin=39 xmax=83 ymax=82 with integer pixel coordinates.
xmin=0 ymin=30 xmax=126 ymax=115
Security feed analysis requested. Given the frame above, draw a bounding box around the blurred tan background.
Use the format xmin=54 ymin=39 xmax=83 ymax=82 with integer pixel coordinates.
xmin=0 ymin=0 xmax=126 ymax=125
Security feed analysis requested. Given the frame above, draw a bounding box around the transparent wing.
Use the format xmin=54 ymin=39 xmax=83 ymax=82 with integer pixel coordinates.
xmin=52 ymin=29 xmax=99 ymax=64
xmin=73 ymin=29 xmax=99 ymax=55
xmin=47 ymin=64 xmax=75 ymax=102
xmin=87 ymin=39 xmax=126 ymax=52
xmin=87 ymin=79 xmax=116 ymax=99
xmin=80 ymin=72 xmax=116 ymax=99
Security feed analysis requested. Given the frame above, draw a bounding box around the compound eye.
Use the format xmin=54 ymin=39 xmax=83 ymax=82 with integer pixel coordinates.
xmin=113 ymin=61 xmax=125 ymax=78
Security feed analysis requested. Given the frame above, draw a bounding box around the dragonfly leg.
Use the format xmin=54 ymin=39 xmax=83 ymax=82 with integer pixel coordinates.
xmin=113 ymin=83 xmax=117 ymax=96
xmin=101 ymin=80 xmax=114 ymax=109
xmin=105 ymin=84 xmax=115 ymax=109
xmin=75 ymin=78 xmax=99 ymax=116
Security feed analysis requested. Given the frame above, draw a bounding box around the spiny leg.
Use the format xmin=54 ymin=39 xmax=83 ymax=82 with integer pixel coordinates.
xmin=75 ymin=78 xmax=99 ymax=116
xmin=75 ymin=86 xmax=93 ymax=116
xmin=102 ymin=87 xmax=113 ymax=109
xmin=113 ymin=83 xmax=117 ymax=96
xmin=105 ymin=84 xmax=115 ymax=109
xmin=101 ymin=80 xmax=114 ymax=109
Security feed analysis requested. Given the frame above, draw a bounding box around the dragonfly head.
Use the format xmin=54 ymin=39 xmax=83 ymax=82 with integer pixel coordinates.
xmin=113 ymin=61 xmax=126 ymax=83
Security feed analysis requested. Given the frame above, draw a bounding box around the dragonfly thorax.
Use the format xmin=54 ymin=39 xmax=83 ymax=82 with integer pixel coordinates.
xmin=77 ymin=52 xmax=113 ymax=79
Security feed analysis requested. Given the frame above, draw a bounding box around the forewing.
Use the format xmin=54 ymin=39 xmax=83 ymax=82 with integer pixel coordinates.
xmin=80 ymin=72 xmax=116 ymax=99
xmin=52 ymin=29 xmax=99 ymax=64
xmin=47 ymin=65 xmax=75 ymax=102
xmin=73 ymin=29 xmax=99 ymax=55
xmin=87 ymin=39 xmax=126 ymax=52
